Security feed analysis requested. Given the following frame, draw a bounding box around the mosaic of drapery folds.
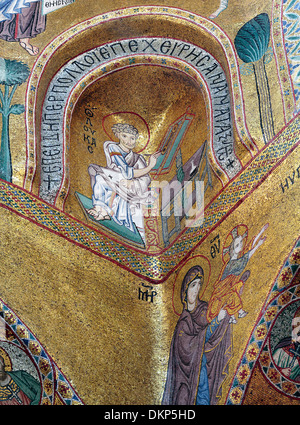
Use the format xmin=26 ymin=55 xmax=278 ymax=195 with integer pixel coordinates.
xmin=0 ymin=0 xmax=299 ymax=405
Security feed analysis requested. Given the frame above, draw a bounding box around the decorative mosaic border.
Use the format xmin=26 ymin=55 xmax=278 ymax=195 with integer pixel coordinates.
xmin=0 ymin=113 xmax=298 ymax=282
xmin=59 ymin=51 xmax=235 ymax=211
xmin=282 ymin=0 xmax=300 ymax=110
xmin=272 ymin=0 xmax=297 ymax=123
xmin=226 ymin=237 xmax=300 ymax=405
xmin=23 ymin=5 xmax=256 ymax=192
xmin=46 ymin=46 xmax=242 ymax=210
xmin=259 ymin=297 xmax=300 ymax=400
xmin=0 ymin=299 xmax=83 ymax=405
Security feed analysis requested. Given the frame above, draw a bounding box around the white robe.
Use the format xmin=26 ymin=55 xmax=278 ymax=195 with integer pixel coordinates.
xmin=91 ymin=142 xmax=153 ymax=241
xmin=0 ymin=0 xmax=40 ymax=22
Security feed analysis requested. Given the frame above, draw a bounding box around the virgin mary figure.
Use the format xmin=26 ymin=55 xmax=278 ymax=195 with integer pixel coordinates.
xmin=162 ymin=265 xmax=232 ymax=405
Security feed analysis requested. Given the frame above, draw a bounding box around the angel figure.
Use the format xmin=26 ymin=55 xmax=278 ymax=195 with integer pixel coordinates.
xmin=207 ymin=223 xmax=268 ymax=324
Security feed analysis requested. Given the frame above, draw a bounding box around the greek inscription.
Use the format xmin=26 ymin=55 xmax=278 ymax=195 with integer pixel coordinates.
xmin=138 ymin=283 xmax=157 ymax=304
xmin=39 ymin=37 xmax=240 ymax=203
xmin=44 ymin=0 xmax=74 ymax=9
xmin=83 ymin=105 xmax=97 ymax=154
xmin=210 ymin=234 xmax=220 ymax=259
xmin=280 ymin=165 xmax=300 ymax=193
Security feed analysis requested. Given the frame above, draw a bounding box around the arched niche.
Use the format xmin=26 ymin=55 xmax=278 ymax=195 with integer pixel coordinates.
xmin=23 ymin=7 xmax=257 ymax=250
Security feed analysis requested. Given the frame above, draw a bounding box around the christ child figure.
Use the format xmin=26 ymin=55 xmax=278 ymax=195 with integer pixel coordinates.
xmin=207 ymin=223 xmax=268 ymax=324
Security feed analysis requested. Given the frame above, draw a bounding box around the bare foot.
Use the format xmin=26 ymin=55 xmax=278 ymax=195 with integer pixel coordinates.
xmin=87 ymin=206 xmax=110 ymax=221
xmin=209 ymin=5 xmax=227 ymax=19
xmin=209 ymin=11 xmax=218 ymax=19
xmin=19 ymin=38 xmax=39 ymax=56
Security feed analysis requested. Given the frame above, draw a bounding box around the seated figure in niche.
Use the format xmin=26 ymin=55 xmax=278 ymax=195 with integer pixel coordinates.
xmin=87 ymin=123 xmax=160 ymax=242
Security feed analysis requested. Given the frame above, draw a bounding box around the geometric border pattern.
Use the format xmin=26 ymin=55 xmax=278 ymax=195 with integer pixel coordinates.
xmin=226 ymin=237 xmax=300 ymax=405
xmin=24 ymin=5 xmax=256 ymax=192
xmin=0 ymin=114 xmax=299 ymax=282
xmin=0 ymin=298 xmax=83 ymax=405
xmin=59 ymin=51 xmax=235 ymax=210
xmin=272 ymin=0 xmax=298 ymax=124
xmin=259 ymin=296 xmax=300 ymax=400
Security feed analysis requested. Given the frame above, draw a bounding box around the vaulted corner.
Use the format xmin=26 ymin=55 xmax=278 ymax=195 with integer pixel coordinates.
xmin=23 ymin=8 xmax=257 ymax=269
xmin=0 ymin=2 xmax=299 ymax=407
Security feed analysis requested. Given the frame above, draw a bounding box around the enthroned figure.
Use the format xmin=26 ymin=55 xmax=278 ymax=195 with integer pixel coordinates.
xmin=87 ymin=123 xmax=160 ymax=241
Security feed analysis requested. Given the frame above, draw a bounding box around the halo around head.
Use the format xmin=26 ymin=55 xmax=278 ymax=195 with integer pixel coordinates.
xmin=0 ymin=346 xmax=12 ymax=371
xmin=293 ymin=305 xmax=300 ymax=321
xmin=222 ymin=224 xmax=248 ymax=263
xmin=172 ymin=255 xmax=211 ymax=316
xmin=102 ymin=112 xmax=150 ymax=153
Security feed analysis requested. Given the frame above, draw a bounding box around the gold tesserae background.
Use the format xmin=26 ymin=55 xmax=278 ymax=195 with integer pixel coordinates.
xmin=0 ymin=0 xmax=299 ymax=406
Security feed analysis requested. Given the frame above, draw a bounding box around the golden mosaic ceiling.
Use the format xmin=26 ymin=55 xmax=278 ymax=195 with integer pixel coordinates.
xmin=0 ymin=0 xmax=298 ymax=406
